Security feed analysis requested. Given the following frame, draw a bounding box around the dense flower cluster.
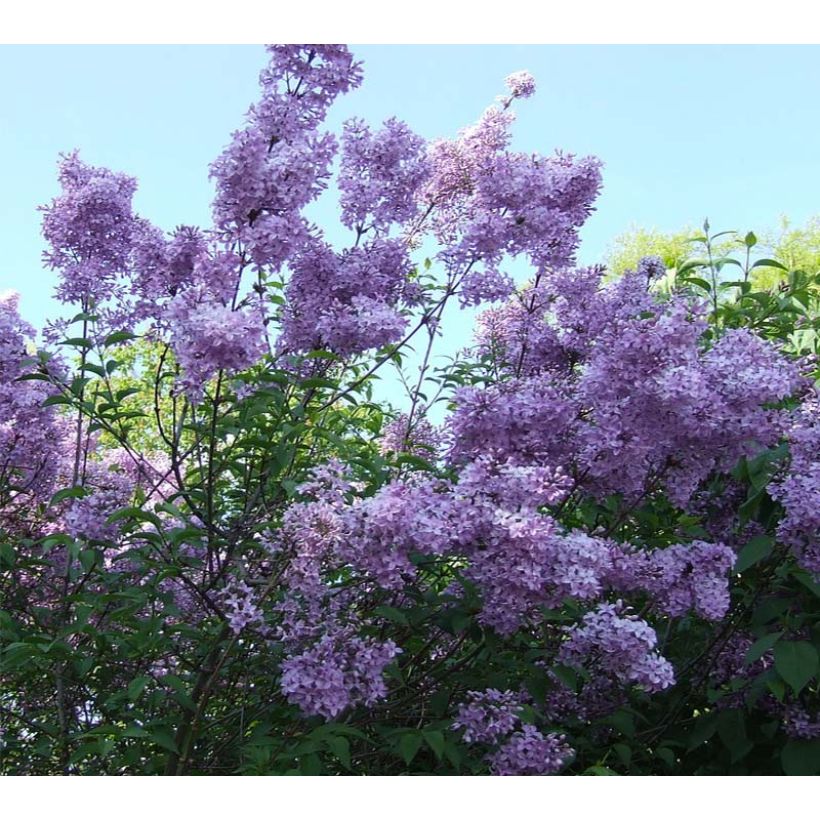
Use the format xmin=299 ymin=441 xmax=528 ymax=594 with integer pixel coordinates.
xmin=452 ymin=689 xmax=573 ymax=775
xmin=218 ymin=578 xmax=266 ymax=635
xmin=457 ymin=265 xmax=805 ymax=510
xmin=164 ymin=285 xmax=267 ymax=399
xmin=41 ymin=152 xmax=139 ymax=306
xmin=770 ymin=396 xmax=820 ymax=576
xmin=452 ymin=689 xmax=524 ymax=744
xmin=281 ymin=238 xmax=413 ymax=355
xmin=378 ymin=413 xmax=441 ymax=459
xmin=63 ymin=456 xmax=135 ymax=543
xmin=421 ymin=100 xmax=602 ymax=285
xmin=0 ymin=293 xmax=66 ymax=524
xmin=487 ymin=726 xmax=573 ymax=776
xmin=338 ymin=117 xmax=429 ymax=232
xmin=504 ymin=71 xmax=537 ymax=100
xmin=559 ymin=603 xmax=676 ymax=693
xmin=637 ymin=540 xmax=737 ymax=620
xmin=782 ymin=705 xmax=820 ymax=739
xmin=280 ymin=633 xmax=401 ymax=719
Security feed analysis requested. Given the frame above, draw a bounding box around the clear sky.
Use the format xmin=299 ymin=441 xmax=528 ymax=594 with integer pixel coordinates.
xmin=2 ymin=44 xmax=819 ymax=342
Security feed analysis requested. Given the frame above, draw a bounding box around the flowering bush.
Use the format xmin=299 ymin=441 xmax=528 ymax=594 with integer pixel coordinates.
xmin=1 ymin=45 xmax=819 ymax=776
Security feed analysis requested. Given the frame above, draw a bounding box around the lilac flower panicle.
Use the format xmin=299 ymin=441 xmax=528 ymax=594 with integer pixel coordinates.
xmin=339 ymin=116 xmax=430 ymax=231
xmin=559 ymin=603 xmax=675 ymax=693
xmin=770 ymin=397 xmax=820 ymax=577
xmin=280 ymin=634 xmax=401 ymax=719
xmin=488 ymin=726 xmax=573 ymax=776
xmin=452 ymin=689 xmax=524 ymax=744
xmin=218 ymin=578 xmax=266 ymax=635
xmin=41 ymin=152 xmax=139 ymax=306
xmin=642 ymin=540 xmax=736 ymax=621
xmin=164 ymin=286 xmax=267 ymax=400
xmin=504 ymin=71 xmax=536 ymax=100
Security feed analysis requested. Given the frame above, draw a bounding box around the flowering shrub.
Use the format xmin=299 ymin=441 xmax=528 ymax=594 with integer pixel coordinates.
xmin=1 ymin=45 xmax=819 ymax=776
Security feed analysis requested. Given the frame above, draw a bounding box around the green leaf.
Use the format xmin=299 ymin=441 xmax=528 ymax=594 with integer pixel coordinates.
xmin=127 ymin=675 xmax=150 ymax=701
xmin=614 ymin=743 xmax=631 ymax=767
xmin=79 ymin=548 xmax=98 ymax=572
xmin=0 ymin=542 xmax=15 ymax=569
xmin=60 ymin=336 xmax=94 ymax=349
xmin=717 ymin=710 xmax=751 ymax=763
xmin=300 ymin=377 xmax=338 ymax=390
xmin=69 ymin=311 xmax=99 ymax=323
xmin=751 ymin=258 xmax=788 ymax=271
xmin=654 ymin=746 xmax=677 ymax=767
xmin=299 ymin=753 xmax=322 ymax=775
xmin=398 ymin=732 xmax=423 ymax=765
xmin=42 ymin=394 xmax=73 ymax=407
xmin=149 ymin=728 xmax=178 ymax=754
xmin=677 ymin=258 xmax=708 ymax=276
xmin=50 ymin=486 xmax=87 ymax=505
xmin=605 ymin=710 xmax=635 ymax=738
xmin=103 ymin=330 xmax=139 ymax=346
xmin=583 ymin=765 xmax=619 ymax=775
xmin=325 ymin=735 xmax=351 ymax=769
xmin=744 ymin=632 xmax=782 ymax=666
xmin=373 ymin=605 xmax=409 ymax=626
xmin=684 ymin=276 xmax=712 ymax=292
xmin=744 ymin=231 xmax=757 ymax=248
xmin=735 ymin=535 xmax=774 ymax=572
xmin=423 ymin=730 xmax=445 ymax=760
xmin=106 ymin=506 xmax=163 ymax=530
xmin=767 ymin=676 xmax=786 ymax=702
xmin=782 ymin=739 xmax=820 ymax=775
xmin=774 ymin=641 xmax=818 ymax=694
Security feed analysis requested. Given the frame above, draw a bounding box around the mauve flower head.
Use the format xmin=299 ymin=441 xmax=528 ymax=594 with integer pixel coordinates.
xmin=452 ymin=689 xmax=524 ymax=744
xmin=164 ymin=286 xmax=267 ymax=401
xmin=559 ymin=602 xmax=676 ymax=693
xmin=505 ymin=71 xmax=536 ymax=100
xmin=41 ymin=152 xmax=139 ymax=305
xmin=339 ymin=116 xmax=430 ymax=232
xmin=280 ymin=633 xmax=401 ymax=719
xmin=488 ymin=726 xmax=573 ymax=776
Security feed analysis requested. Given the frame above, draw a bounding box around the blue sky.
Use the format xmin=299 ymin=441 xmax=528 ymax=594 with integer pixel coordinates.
xmin=2 ymin=45 xmax=819 ymax=347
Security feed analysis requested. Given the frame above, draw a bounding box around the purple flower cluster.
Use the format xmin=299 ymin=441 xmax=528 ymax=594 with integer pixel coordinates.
xmin=281 ymin=238 xmax=413 ymax=355
xmin=421 ymin=94 xmax=602 ymax=287
xmin=458 ymin=265 xmax=805 ymax=508
xmin=504 ymin=71 xmax=537 ymax=100
xmin=280 ymin=633 xmax=401 ymax=719
xmin=164 ymin=285 xmax=267 ymax=399
xmin=0 ymin=293 xmax=67 ymax=524
xmin=559 ymin=603 xmax=675 ymax=693
xmin=218 ymin=577 xmax=266 ymax=635
xmin=338 ymin=117 xmax=429 ymax=232
xmin=639 ymin=540 xmax=736 ymax=620
xmin=379 ymin=414 xmax=441 ymax=459
xmin=770 ymin=396 xmax=820 ymax=577
xmin=211 ymin=45 xmax=360 ymax=242
xmin=782 ymin=705 xmax=820 ymax=740
xmin=63 ymin=457 xmax=135 ymax=543
xmin=452 ymin=689 xmax=524 ymax=744
xmin=41 ymin=152 xmax=139 ymax=306
xmin=129 ymin=223 xmax=208 ymax=314
xmin=487 ymin=726 xmax=573 ymax=776
xmin=452 ymin=688 xmax=573 ymax=775
xmin=449 ymin=377 xmax=579 ymax=467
